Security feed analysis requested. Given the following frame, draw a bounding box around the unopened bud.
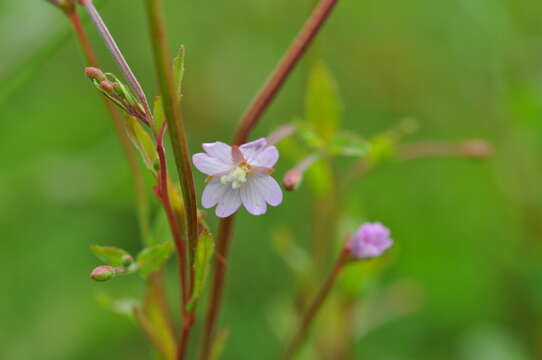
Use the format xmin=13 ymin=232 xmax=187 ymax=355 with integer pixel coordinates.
xmin=121 ymin=254 xmax=133 ymax=267
xmin=460 ymin=140 xmax=493 ymax=159
xmin=90 ymin=265 xmax=114 ymax=281
xmin=283 ymin=169 xmax=303 ymax=191
xmin=85 ymin=67 xmax=106 ymax=82
xmin=99 ymin=80 xmax=115 ymax=94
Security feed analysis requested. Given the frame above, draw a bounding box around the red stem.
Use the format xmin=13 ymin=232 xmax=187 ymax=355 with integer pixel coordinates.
xmin=200 ymin=1 xmax=340 ymax=358
xmin=283 ymin=249 xmax=351 ymax=359
xmin=200 ymin=216 xmax=235 ymax=360
xmin=156 ymin=125 xmax=189 ymax=323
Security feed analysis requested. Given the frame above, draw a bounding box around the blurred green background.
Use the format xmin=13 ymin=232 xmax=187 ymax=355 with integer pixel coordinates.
xmin=2 ymin=0 xmax=542 ymax=359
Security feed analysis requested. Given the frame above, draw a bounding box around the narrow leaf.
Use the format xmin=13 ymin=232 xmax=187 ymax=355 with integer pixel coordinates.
xmin=305 ymin=60 xmax=342 ymax=141
xmin=90 ymin=245 xmax=130 ymax=267
xmin=209 ymin=328 xmax=230 ymax=360
xmin=329 ymin=131 xmax=370 ymax=157
xmin=187 ymin=230 xmax=215 ymax=310
xmin=173 ymin=45 xmax=185 ymax=102
xmin=126 ymin=115 xmax=158 ymax=172
xmin=152 ymin=96 xmax=165 ymax=135
xmin=137 ymin=242 xmax=174 ymax=277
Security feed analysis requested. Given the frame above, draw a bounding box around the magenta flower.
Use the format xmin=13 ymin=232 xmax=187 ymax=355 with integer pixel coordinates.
xmin=347 ymin=222 xmax=393 ymax=259
xmin=192 ymin=138 xmax=283 ymax=217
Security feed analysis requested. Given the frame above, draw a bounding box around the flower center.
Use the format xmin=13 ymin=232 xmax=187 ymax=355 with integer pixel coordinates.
xmin=220 ymin=163 xmax=251 ymax=189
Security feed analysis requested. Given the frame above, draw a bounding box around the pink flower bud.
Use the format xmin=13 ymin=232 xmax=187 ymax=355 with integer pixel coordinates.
xmin=121 ymin=254 xmax=133 ymax=267
xmin=283 ymin=169 xmax=303 ymax=191
xmin=85 ymin=67 xmax=106 ymax=82
xmin=347 ymin=222 xmax=393 ymax=260
xmin=99 ymin=80 xmax=115 ymax=94
xmin=459 ymin=140 xmax=493 ymax=159
xmin=90 ymin=265 xmax=114 ymax=281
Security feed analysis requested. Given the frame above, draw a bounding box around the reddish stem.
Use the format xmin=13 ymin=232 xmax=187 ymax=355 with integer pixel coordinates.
xmin=201 ymin=1 xmax=340 ymax=358
xmin=199 ymin=216 xmax=235 ymax=360
xmin=156 ymin=125 xmax=189 ymax=323
xmin=283 ymin=249 xmax=351 ymax=359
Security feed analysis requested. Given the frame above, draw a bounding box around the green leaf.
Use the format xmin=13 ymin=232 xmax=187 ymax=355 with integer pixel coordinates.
xmin=95 ymin=289 xmax=139 ymax=319
xmin=305 ymin=160 xmax=333 ymax=197
xmin=305 ymin=60 xmax=342 ymax=142
xmin=296 ymin=122 xmax=326 ymax=150
xmin=152 ymin=96 xmax=166 ymax=136
xmin=137 ymin=242 xmax=174 ymax=277
xmin=187 ymin=230 xmax=215 ymax=310
xmin=209 ymin=328 xmax=229 ymax=360
xmin=90 ymin=245 xmax=131 ymax=267
xmin=366 ymin=135 xmax=396 ymax=166
xmin=126 ymin=116 xmax=158 ymax=172
xmin=173 ymin=45 xmax=185 ymax=102
xmin=329 ymin=131 xmax=370 ymax=157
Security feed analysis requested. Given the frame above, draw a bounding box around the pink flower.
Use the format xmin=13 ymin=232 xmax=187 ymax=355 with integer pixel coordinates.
xmin=192 ymin=138 xmax=283 ymax=217
xmin=347 ymin=222 xmax=393 ymax=259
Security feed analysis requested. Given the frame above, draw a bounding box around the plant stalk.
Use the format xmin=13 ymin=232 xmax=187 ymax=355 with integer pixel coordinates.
xmin=283 ymin=248 xmax=350 ymax=359
xmin=201 ymin=1 xmax=340 ymax=358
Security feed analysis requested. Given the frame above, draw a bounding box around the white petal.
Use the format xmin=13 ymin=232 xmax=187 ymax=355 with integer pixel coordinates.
xmin=203 ymin=142 xmax=233 ymax=165
xmin=192 ymin=153 xmax=232 ymax=176
xmin=240 ymin=180 xmax=267 ymax=216
xmin=215 ymin=188 xmax=242 ymax=218
xmin=201 ymin=179 xmax=229 ymax=208
xmin=251 ymin=145 xmax=279 ymax=167
xmin=250 ymin=175 xmax=282 ymax=206
xmin=239 ymin=138 xmax=267 ymax=162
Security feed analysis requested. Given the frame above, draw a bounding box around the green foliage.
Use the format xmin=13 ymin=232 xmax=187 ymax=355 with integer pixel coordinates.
xmin=173 ymin=45 xmax=185 ymax=102
xmin=152 ymin=96 xmax=166 ymax=135
xmin=305 ymin=160 xmax=333 ymax=197
xmin=126 ymin=116 xmax=158 ymax=172
xmin=329 ymin=131 xmax=370 ymax=157
xmin=90 ymin=245 xmax=131 ymax=267
xmin=95 ymin=290 xmax=139 ymax=320
xmin=187 ymin=230 xmax=215 ymax=311
xmin=305 ymin=60 xmax=342 ymax=142
xmin=137 ymin=242 xmax=174 ymax=278
xmin=210 ymin=328 xmax=230 ymax=360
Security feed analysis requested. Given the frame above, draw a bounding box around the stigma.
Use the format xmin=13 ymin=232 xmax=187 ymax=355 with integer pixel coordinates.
xmin=220 ymin=164 xmax=251 ymax=189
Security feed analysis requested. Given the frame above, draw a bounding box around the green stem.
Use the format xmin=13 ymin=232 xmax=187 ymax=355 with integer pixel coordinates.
xmin=144 ymin=1 xmax=199 ymax=358
xmin=283 ymin=249 xmax=350 ymax=359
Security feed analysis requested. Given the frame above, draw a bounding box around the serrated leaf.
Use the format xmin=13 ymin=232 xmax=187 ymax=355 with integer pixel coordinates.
xmin=187 ymin=230 xmax=215 ymax=310
xmin=90 ymin=245 xmax=130 ymax=267
xmin=305 ymin=61 xmax=342 ymax=141
xmin=137 ymin=242 xmax=174 ymax=277
xmin=329 ymin=131 xmax=370 ymax=157
xmin=305 ymin=160 xmax=333 ymax=196
xmin=173 ymin=45 xmax=185 ymax=102
xmin=126 ymin=116 xmax=158 ymax=172
xmin=152 ymin=96 xmax=165 ymax=136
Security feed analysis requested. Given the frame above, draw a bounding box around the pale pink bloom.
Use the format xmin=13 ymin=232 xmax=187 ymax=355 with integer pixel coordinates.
xmin=192 ymin=138 xmax=283 ymax=217
xmin=347 ymin=222 xmax=393 ymax=259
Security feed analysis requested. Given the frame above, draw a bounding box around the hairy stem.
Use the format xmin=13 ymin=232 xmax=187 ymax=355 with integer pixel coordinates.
xmin=80 ymin=0 xmax=153 ymax=122
xmin=201 ymin=1 xmax=340 ymax=358
xmin=144 ymin=0 xmax=199 ymax=358
xmin=283 ymin=249 xmax=350 ymax=359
